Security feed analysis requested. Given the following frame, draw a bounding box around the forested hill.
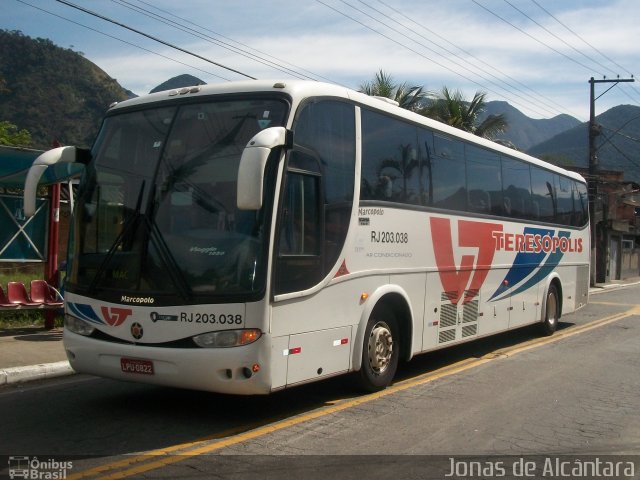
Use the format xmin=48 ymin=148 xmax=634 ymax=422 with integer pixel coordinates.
xmin=481 ymin=101 xmax=580 ymax=151
xmin=149 ymin=74 xmax=205 ymax=93
xmin=528 ymin=104 xmax=640 ymax=183
xmin=0 ymin=30 xmax=131 ymax=149
xmin=2 ymin=29 xmax=638 ymax=184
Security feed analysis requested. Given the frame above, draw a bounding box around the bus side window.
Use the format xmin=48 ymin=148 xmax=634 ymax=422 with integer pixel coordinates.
xmin=574 ymin=181 xmax=589 ymax=227
xmin=466 ymin=145 xmax=501 ymax=215
xmin=294 ymin=99 xmax=355 ymax=282
xmin=360 ymin=109 xmax=420 ymax=205
xmin=555 ymin=174 xmax=573 ymax=226
xmin=468 ymin=189 xmax=490 ymax=213
xmin=531 ymin=168 xmax=556 ymax=223
xmin=501 ymin=156 xmax=532 ymax=220
xmin=430 ymin=134 xmax=466 ymax=211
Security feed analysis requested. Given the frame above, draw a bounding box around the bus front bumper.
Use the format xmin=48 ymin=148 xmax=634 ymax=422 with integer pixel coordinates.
xmin=63 ymin=330 xmax=272 ymax=395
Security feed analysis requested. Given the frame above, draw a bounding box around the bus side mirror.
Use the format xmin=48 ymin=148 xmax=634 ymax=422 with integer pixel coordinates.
xmin=23 ymin=146 xmax=89 ymax=217
xmin=237 ymin=127 xmax=289 ymax=210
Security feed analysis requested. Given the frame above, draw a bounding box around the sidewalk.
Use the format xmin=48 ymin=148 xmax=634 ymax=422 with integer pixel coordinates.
xmin=0 ymin=326 xmax=72 ymax=386
xmin=590 ymin=277 xmax=640 ymax=292
xmin=1 ymin=278 xmax=639 ymax=386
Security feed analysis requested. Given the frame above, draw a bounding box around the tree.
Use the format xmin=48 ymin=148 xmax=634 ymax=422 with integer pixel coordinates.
xmin=420 ymin=87 xmax=507 ymax=140
xmin=359 ymin=70 xmax=430 ymax=112
xmin=0 ymin=120 xmax=32 ymax=147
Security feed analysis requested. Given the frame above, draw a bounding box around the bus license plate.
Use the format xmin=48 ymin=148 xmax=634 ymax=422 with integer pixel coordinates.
xmin=121 ymin=358 xmax=154 ymax=375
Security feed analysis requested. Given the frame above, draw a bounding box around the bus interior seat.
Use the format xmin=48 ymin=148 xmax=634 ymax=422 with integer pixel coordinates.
xmin=469 ymin=189 xmax=490 ymax=213
xmin=531 ymin=201 xmax=540 ymax=219
xmin=503 ymin=196 xmax=512 ymax=216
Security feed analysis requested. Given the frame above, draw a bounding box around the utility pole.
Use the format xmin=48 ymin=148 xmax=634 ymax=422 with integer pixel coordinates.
xmin=588 ymin=76 xmax=634 ymax=285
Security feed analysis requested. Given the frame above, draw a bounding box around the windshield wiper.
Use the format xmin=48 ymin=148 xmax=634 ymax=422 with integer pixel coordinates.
xmin=88 ymin=180 xmax=146 ymax=294
xmin=146 ymin=217 xmax=192 ymax=301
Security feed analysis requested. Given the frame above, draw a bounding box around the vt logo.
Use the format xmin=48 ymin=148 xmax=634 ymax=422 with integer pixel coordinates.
xmin=101 ymin=306 xmax=134 ymax=326
xmin=430 ymin=217 xmax=502 ymax=305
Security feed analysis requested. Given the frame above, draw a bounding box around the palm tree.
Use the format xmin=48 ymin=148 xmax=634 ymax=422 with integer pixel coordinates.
xmin=420 ymin=87 xmax=507 ymax=140
xmin=359 ymin=70 xmax=429 ymax=112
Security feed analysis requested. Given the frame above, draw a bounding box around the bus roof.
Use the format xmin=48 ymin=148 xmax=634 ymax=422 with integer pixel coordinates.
xmin=109 ymin=79 xmax=586 ymax=184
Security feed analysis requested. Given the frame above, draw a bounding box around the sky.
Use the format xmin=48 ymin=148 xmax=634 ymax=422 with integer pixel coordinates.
xmin=3 ymin=0 xmax=640 ymax=121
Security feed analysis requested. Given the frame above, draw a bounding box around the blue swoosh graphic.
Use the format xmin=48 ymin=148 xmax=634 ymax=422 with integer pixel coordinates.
xmin=489 ymin=227 xmax=554 ymax=301
xmin=68 ymin=302 xmax=105 ymax=325
xmin=502 ymin=230 xmax=571 ymax=298
xmin=490 ymin=229 xmax=573 ymax=301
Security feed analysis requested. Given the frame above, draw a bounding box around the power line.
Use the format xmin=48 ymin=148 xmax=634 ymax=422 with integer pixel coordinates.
xmin=471 ymin=0 xmax=598 ymax=74
xmin=130 ymin=0 xmax=339 ymax=85
xmin=614 ymin=83 xmax=640 ymax=108
xmin=319 ymin=0 xmax=557 ymax=118
xmin=503 ymin=0 xmax=610 ymax=77
xmin=529 ymin=0 xmax=640 ymax=106
xmin=110 ymin=0 xmax=322 ymax=81
xmin=599 ymin=134 xmax=640 ymax=171
xmin=365 ymin=0 xmax=576 ymax=117
xmin=54 ymin=0 xmax=257 ymax=80
xmin=601 ymin=126 xmax=640 ymax=145
xmin=373 ymin=0 xmax=576 ymax=117
xmin=529 ymin=0 xmax=633 ymax=77
xmin=13 ymin=0 xmax=233 ymax=83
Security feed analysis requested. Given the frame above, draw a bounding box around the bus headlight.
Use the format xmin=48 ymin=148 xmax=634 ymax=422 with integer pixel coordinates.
xmin=65 ymin=314 xmax=96 ymax=336
xmin=193 ymin=329 xmax=261 ymax=348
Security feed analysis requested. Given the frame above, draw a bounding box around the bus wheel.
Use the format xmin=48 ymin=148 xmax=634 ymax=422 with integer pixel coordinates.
xmin=540 ymin=284 xmax=559 ymax=336
xmin=358 ymin=306 xmax=399 ymax=392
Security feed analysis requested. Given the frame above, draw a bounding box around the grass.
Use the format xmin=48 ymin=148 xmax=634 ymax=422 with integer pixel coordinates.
xmin=0 ymin=265 xmax=63 ymax=329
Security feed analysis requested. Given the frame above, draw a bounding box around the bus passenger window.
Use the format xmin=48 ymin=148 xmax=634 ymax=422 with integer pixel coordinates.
xmin=555 ymin=174 xmax=573 ymax=226
xmin=531 ymin=168 xmax=556 ymax=223
xmin=360 ymin=109 xmax=420 ymax=205
xmin=574 ymin=181 xmax=589 ymax=227
xmin=430 ymin=134 xmax=466 ymax=211
xmin=501 ymin=157 xmax=532 ymax=220
xmin=466 ymin=145 xmax=502 ymax=215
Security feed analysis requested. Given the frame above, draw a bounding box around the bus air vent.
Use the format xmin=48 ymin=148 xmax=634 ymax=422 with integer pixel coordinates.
xmin=439 ymin=329 xmax=456 ymax=344
xmin=440 ymin=303 xmax=457 ymax=328
xmin=462 ymin=299 xmax=479 ymax=323
xmin=462 ymin=325 xmax=478 ymax=338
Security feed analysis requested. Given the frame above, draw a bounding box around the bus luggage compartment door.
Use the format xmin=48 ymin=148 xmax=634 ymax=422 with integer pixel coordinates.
xmin=286 ymin=326 xmax=352 ymax=385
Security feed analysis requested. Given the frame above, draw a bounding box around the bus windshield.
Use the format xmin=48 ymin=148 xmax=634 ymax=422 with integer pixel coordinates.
xmin=67 ymin=97 xmax=288 ymax=304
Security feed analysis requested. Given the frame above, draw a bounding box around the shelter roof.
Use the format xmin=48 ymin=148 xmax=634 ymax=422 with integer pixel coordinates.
xmin=0 ymin=145 xmax=83 ymax=187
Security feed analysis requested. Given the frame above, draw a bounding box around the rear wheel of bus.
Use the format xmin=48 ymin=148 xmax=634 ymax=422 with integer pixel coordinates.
xmin=540 ymin=283 xmax=560 ymax=336
xmin=358 ymin=305 xmax=399 ymax=392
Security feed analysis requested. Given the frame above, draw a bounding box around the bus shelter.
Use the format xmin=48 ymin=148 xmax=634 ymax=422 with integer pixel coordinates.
xmin=0 ymin=145 xmax=83 ymax=327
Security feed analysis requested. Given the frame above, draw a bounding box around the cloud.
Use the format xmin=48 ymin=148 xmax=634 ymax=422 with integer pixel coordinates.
xmin=66 ymin=0 xmax=639 ymax=119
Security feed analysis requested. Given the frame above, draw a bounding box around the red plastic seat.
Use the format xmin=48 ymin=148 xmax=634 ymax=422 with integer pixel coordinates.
xmin=30 ymin=280 xmax=63 ymax=308
xmin=7 ymin=281 xmax=41 ymax=306
xmin=0 ymin=285 xmax=19 ymax=308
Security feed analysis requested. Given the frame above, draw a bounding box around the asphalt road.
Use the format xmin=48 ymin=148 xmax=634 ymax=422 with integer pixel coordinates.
xmin=1 ymin=284 xmax=639 ymax=479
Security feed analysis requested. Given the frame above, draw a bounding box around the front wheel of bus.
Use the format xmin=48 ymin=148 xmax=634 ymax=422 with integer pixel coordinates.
xmin=358 ymin=306 xmax=399 ymax=392
xmin=540 ymin=284 xmax=559 ymax=336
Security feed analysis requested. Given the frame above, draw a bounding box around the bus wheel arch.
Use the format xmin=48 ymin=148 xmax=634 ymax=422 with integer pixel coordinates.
xmin=353 ymin=290 xmax=413 ymax=391
xmin=540 ymin=278 xmax=562 ymax=336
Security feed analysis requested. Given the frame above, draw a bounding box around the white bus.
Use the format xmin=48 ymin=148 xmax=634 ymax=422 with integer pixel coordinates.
xmin=24 ymin=80 xmax=590 ymax=394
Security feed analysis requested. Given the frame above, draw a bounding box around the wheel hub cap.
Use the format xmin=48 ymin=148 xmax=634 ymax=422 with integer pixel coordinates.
xmin=368 ymin=322 xmax=393 ymax=373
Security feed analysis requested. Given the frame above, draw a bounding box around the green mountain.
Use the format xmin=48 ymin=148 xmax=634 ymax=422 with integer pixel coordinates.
xmin=149 ymin=74 xmax=205 ymax=93
xmin=1 ymin=30 xmax=638 ymax=184
xmin=0 ymin=30 xmax=130 ymax=149
xmin=481 ymin=101 xmax=581 ymax=151
xmin=528 ymin=104 xmax=640 ymax=183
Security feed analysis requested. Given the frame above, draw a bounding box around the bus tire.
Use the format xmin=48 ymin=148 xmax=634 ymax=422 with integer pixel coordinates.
xmin=358 ymin=305 xmax=399 ymax=392
xmin=540 ymin=284 xmax=559 ymax=336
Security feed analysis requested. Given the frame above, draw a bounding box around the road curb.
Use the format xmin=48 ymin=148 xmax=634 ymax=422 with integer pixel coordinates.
xmin=589 ymin=279 xmax=640 ymax=295
xmin=0 ymin=361 xmax=74 ymax=386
